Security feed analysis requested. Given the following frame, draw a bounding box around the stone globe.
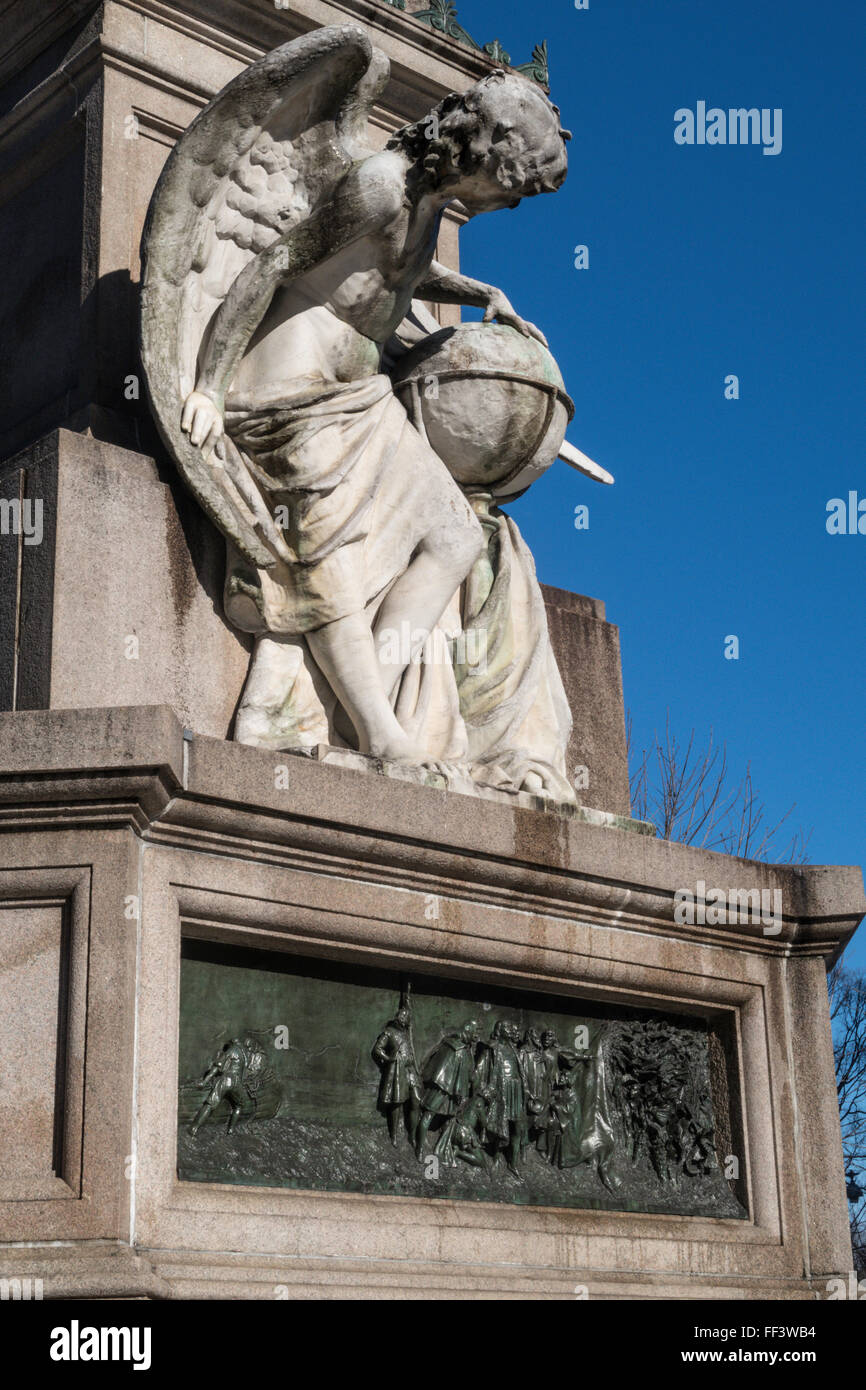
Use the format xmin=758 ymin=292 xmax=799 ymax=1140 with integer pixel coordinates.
xmin=390 ymin=323 xmax=574 ymax=498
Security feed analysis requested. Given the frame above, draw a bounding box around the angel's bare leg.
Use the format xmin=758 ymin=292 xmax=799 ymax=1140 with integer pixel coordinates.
xmin=306 ymin=615 xmax=413 ymax=759
xmin=307 ymin=515 xmax=481 ymax=758
xmin=373 ymin=524 xmax=483 ymax=701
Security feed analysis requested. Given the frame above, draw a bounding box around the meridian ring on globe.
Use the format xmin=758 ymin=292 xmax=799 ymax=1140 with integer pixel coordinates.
xmin=391 ymin=323 xmax=575 ymax=495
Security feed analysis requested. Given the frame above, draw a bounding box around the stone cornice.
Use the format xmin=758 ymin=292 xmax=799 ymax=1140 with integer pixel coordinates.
xmin=0 ymin=0 xmax=551 ymax=91
xmin=1 ymin=706 xmax=862 ymax=962
xmin=0 ymin=0 xmax=520 ymax=165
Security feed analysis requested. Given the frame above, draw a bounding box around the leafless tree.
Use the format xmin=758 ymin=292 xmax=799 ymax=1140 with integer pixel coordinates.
xmin=629 ymin=712 xmax=866 ymax=1269
xmin=627 ymin=711 xmax=811 ymax=863
xmin=829 ymin=964 xmax=866 ymax=1274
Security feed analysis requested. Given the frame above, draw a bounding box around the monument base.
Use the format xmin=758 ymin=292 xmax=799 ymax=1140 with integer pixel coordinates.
xmin=0 ymin=705 xmax=860 ymax=1300
xmin=1 ymin=429 xmax=633 ymax=817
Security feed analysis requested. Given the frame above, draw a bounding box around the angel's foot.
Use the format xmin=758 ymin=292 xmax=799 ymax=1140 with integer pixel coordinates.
xmin=471 ymin=754 xmax=578 ymax=804
xmin=368 ymin=729 xmax=416 ymax=761
xmin=370 ymin=745 xmax=460 ymax=779
xmin=422 ymin=760 xmax=473 ymax=783
xmin=518 ymin=767 xmax=577 ymax=801
xmin=515 ymin=763 xmax=578 ymax=803
xmin=521 ymin=770 xmax=545 ymax=794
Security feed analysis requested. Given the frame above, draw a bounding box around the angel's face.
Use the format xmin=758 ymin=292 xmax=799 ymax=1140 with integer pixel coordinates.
xmin=457 ymin=79 xmax=569 ymax=214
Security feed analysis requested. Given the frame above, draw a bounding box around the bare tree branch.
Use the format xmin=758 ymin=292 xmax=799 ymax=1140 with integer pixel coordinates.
xmin=627 ymin=710 xmax=811 ymax=863
xmin=829 ymin=965 xmax=866 ymax=1274
xmin=628 ymin=711 xmax=864 ymax=1268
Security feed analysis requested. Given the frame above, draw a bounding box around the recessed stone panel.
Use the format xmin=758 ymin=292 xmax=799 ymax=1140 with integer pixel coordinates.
xmin=0 ymin=904 xmax=67 ymax=1198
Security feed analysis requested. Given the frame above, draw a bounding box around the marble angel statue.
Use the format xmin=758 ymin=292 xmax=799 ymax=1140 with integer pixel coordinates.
xmin=141 ymin=23 xmax=611 ymax=804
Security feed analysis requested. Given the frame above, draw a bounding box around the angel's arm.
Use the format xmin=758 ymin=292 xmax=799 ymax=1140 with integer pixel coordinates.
xmin=414 ymin=261 xmax=495 ymax=312
xmin=192 ymin=235 xmax=290 ymax=411
xmin=199 ymin=191 xmax=391 ymax=404
xmin=183 ymin=177 xmax=399 ymax=450
xmin=415 ymin=260 xmax=548 ymax=346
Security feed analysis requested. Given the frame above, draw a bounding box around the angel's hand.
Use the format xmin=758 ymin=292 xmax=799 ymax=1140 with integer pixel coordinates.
xmin=181 ymin=390 xmax=224 ymax=458
xmin=482 ymin=289 xmax=549 ymax=347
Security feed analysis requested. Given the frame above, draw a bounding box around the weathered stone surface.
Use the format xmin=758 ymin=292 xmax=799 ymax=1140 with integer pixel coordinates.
xmin=138 ymin=23 xmax=582 ymax=797
xmin=0 ymin=0 xmax=495 ymax=463
xmin=1 ymin=3 xmax=605 ymax=809
xmin=0 ymin=706 xmax=861 ymax=1297
xmin=0 ymin=431 xmax=251 ymax=735
xmin=0 ymin=1 xmax=861 ymax=1307
xmin=1 ymin=432 xmax=635 ymax=819
xmin=542 ymin=585 xmax=632 ymax=818
xmin=0 ymin=902 xmax=66 ymax=1197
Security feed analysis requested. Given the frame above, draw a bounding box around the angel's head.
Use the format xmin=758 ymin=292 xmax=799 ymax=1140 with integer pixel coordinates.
xmin=389 ymin=71 xmax=570 ymax=214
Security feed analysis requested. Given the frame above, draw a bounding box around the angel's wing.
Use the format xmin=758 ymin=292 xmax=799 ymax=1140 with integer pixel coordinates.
xmin=140 ymin=24 xmax=386 ymax=568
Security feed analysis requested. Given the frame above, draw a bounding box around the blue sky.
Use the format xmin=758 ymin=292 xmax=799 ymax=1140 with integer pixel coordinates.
xmin=453 ymin=0 xmax=865 ymax=965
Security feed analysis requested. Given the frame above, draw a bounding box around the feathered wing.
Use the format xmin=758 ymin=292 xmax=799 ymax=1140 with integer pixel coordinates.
xmin=140 ymin=24 xmax=385 ymax=568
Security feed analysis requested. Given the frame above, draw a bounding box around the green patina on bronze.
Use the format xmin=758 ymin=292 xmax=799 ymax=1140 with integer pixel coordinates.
xmin=177 ymin=940 xmax=747 ymax=1218
xmin=382 ymin=0 xmax=551 ymax=88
